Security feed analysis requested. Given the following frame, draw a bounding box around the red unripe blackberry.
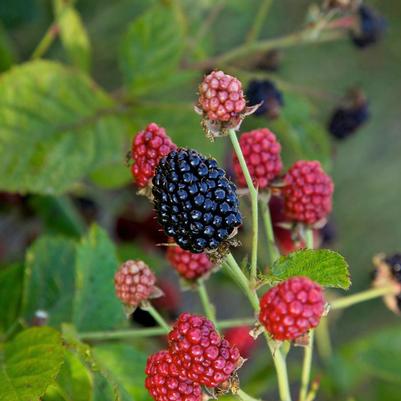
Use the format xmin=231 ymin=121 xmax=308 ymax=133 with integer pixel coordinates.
xmin=259 ymin=277 xmax=325 ymax=341
xmin=168 ymin=313 xmax=241 ymax=388
xmin=283 ymin=160 xmax=334 ymax=225
xmin=131 ymin=123 xmax=176 ymax=188
xmin=167 ymin=245 xmax=214 ymax=281
xmin=114 ymin=260 xmax=156 ymax=307
xmin=198 ymin=71 xmax=246 ymax=123
xmin=145 ymin=350 xmax=202 ymax=401
xmin=224 ymin=326 xmax=255 ymax=358
xmin=233 ymin=128 xmax=282 ymax=189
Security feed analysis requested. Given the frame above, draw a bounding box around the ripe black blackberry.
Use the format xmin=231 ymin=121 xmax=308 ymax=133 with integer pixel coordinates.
xmin=152 ymin=149 xmax=242 ymax=255
xmin=246 ymin=80 xmax=283 ymax=119
xmin=351 ymin=5 xmax=386 ymax=49
xmin=328 ymin=89 xmax=369 ymax=140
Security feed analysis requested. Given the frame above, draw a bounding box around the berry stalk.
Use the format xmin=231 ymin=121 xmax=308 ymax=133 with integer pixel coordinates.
xmin=259 ymin=198 xmax=280 ymax=265
xmin=142 ymin=303 xmax=171 ymax=331
xmin=299 ymin=228 xmax=315 ymax=401
xmin=196 ymin=279 xmax=217 ymax=325
xmin=224 ymin=253 xmax=292 ymax=401
xmin=330 ymin=285 xmax=399 ymax=310
xmin=299 ymin=331 xmax=314 ymax=401
xmin=228 ymin=129 xmax=259 ymax=285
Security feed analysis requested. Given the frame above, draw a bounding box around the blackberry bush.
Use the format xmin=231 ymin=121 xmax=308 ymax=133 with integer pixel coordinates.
xmin=152 ymin=148 xmax=242 ymax=254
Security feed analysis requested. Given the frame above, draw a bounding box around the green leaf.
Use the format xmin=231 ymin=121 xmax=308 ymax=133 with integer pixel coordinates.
xmin=271 ymin=249 xmax=351 ymax=289
xmin=0 ymin=327 xmax=65 ymax=401
xmin=73 ymin=225 xmax=126 ymax=331
xmin=342 ymin=327 xmax=401 ymax=383
xmin=0 ymin=263 xmax=23 ymax=334
xmin=54 ymin=0 xmax=91 ymax=72
xmin=120 ymin=4 xmax=184 ymax=95
xmin=56 ymin=352 xmax=93 ymax=401
xmin=0 ymin=60 xmax=126 ymax=194
xmin=90 ymin=162 xmax=131 ymax=190
xmin=30 ymin=195 xmax=86 ymax=237
xmin=93 ymin=344 xmax=150 ymax=401
xmin=23 ymin=236 xmax=76 ymax=327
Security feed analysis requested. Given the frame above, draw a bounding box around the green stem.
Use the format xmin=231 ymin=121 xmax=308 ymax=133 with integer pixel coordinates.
xmin=237 ymin=388 xmax=263 ymax=401
xmin=225 ymin=253 xmax=259 ymax=311
xmin=228 ymin=129 xmax=258 ymax=285
xmin=224 ymin=253 xmax=292 ymax=401
xmin=78 ymin=317 xmax=256 ymax=341
xmin=246 ymin=0 xmax=273 ymax=44
xmin=31 ymin=23 xmax=59 ymax=59
xmin=143 ymin=304 xmax=170 ymax=331
xmin=299 ymin=331 xmax=314 ymax=401
xmin=315 ymin=317 xmax=332 ymax=363
xmin=330 ymin=285 xmax=398 ymax=310
xmin=189 ymin=29 xmax=345 ymax=70
xmin=197 ymin=279 xmax=216 ymax=325
xmin=299 ymin=228 xmax=315 ymax=401
xmin=259 ymin=198 xmax=280 ymax=265
xmin=264 ymin=334 xmax=292 ymax=401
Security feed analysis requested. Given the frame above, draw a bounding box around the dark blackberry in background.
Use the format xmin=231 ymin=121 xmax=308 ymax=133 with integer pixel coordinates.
xmin=328 ymin=88 xmax=369 ymax=140
xmin=386 ymin=253 xmax=401 ymax=283
xmin=152 ymin=148 xmax=242 ymax=254
xmin=246 ymin=79 xmax=284 ymax=119
xmin=351 ymin=5 xmax=387 ymax=49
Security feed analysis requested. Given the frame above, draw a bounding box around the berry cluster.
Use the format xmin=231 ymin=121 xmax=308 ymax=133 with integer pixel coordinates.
xmin=259 ymin=277 xmax=325 ymax=341
xmin=130 ymin=123 xmax=176 ymax=188
xmin=233 ymin=128 xmax=282 ymax=190
xmin=114 ymin=260 xmax=156 ymax=307
xmin=145 ymin=313 xmax=242 ymax=401
xmin=152 ymin=148 xmax=242 ymax=254
xmin=283 ymin=160 xmax=334 ymax=225
xmin=198 ymin=70 xmax=246 ymax=123
xmin=167 ymin=244 xmax=214 ymax=281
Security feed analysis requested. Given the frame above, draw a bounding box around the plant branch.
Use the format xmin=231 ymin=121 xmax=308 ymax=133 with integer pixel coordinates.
xmin=259 ymin=197 xmax=280 ymax=265
xmin=78 ymin=317 xmax=256 ymax=341
xmin=330 ymin=285 xmax=399 ymax=310
xmin=315 ymin=316 xmax=332 ymax=363
xmin=31 ymin=23 xmax=59 ymax=59
xmin=299 ymin=331 xmax=314 ymax=401
xmin=246 ymin=0 xmax=273 ymax=45
xmin=197 ymin=279 xmax=217 ymax=325
xmin=228 ymin=129 xmax=258 ymax=285
xmin=188 ymin=29 xmax=345 ymax=70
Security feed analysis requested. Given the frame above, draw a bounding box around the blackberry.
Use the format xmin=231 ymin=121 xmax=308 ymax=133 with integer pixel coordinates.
xmin=351 ymin=5 xmax=386 ymax=49
xmin=328 ymin=89 xmax=369 ymax=140
xmin=152 ymin=149 xmax=242 ymax=254
xmin=246 ymin=80 xmax=283 ymax=119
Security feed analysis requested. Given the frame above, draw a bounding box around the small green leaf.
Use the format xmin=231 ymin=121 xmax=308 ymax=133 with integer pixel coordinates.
xmin=120 ymin=4 xmax=184 ymax=95
xmin=0 ymin=60 xmax=126 ymax=194
xmin=73 ymin=225 xmax=126 ymax=331
xmin=0 ymin=327 xmax=65 ymax=401
xmin=23 ymin=236 xmax=76 ymax=327
xmin=0 ymin=263 xmax=23 ymax=334
xmin=271 ymin=249 xmax=351 ymax=289
xmin=54 ymin=0 xmax=91 ymax=72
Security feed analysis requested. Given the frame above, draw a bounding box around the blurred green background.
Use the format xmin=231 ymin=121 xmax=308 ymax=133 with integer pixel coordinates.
xmin=1 ymin=0 xmax=400 ymax=400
